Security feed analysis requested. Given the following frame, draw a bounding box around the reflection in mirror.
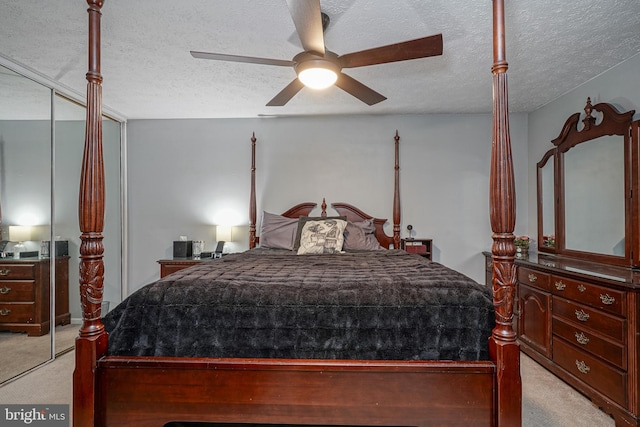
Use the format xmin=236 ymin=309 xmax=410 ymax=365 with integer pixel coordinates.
xmin=53 ymin=94 xmax=85 ymax=356
xmin=564 ymin=136 xmax=625 ymax=256
xmin=537 ymin=150 xmax=555 ymax=250
xmin=0 ymin=65 xmax=53 ymax=383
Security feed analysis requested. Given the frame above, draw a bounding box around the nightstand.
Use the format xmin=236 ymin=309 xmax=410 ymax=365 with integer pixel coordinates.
xmin=157 ymin=258 xmax=204 ymax=278
xmin=400 ymin=238 xmax=432 ymax=260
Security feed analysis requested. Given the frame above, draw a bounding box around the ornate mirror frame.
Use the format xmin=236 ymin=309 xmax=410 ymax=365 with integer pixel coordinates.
xmin=538 ymin=98 xmax=637 ymax=266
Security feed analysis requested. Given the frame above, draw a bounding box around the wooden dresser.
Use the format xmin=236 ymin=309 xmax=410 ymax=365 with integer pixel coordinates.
xmin=513 ymin=253 xmax=639 ymax=426
xmin=0 ymin=257 xmax=70 ymax=336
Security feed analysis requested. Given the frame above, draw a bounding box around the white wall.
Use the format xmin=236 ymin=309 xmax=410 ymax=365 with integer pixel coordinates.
xmin=527 ymin=53 xmax=640 ymax=236
xmin=127 ymin=113 xmax=529 ymax=292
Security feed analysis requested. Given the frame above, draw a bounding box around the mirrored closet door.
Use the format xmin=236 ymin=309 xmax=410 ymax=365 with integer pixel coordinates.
xmin=0 ymin=65 xmax=53 ymax=383
xmin=0 ymin=63 xmax=124 ymax=384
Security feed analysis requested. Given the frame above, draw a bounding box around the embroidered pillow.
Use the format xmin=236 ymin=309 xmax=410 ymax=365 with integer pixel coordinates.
xmin=293 ymin=216 xmax=347 ymax=250
xmin=296 ymin=218 xmax=347 ymax=255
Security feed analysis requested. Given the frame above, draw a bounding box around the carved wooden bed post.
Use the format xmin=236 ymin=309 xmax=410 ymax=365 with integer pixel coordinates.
xmin=73 ymin=1 xmax=107 ymax=426
xmin=490 ymin=0 xmax=522 ymax=425
xmin=249 ymin=132 xmax=257 ymax=249
xmin=393 ymin=130 xmax=401 ymax=248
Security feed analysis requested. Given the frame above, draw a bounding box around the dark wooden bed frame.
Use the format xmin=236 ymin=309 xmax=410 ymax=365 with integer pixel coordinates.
xmin=73 ymin=1 xmax=521 ymax=426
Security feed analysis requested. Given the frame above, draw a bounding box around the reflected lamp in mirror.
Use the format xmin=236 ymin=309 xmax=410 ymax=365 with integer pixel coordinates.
xmin=9 ymin=225 xmax=31 ymax=258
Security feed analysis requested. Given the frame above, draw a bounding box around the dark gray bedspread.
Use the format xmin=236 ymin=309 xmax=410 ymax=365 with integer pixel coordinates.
xmin=104 ymin=248 xmax=494 ymax=361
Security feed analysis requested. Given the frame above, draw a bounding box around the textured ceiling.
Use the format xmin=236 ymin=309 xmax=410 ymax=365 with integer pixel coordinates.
xmin=1 ymin=0 xmax=639 ymax=119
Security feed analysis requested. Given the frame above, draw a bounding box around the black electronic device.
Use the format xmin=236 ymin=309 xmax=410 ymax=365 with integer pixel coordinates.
xmin=173 ymin=241 xmax=193 ymax=258
xmin=214 ymin=241 xmax=225 ymax=258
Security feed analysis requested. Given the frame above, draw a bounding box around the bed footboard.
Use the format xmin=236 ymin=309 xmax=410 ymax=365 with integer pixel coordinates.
xmin=97 ymin=357 xmax=496 ymax=427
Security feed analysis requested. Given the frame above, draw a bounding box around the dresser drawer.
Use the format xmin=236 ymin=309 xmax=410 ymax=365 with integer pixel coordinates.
xmin=518 ymin=267 xmax=550 ymax=291
xmin=553 ymin=296 xmax=625 ymax=342
xmin=0 ymin=303 xmax=35 ymax=323
xmin=0 ymin=281 xmax=36 ymax=302
xmin=551 ymin=275 xmax=625 ymax=316
xmin=553 ymin=337 xmax=626 ymax=406
xmin=0 ymin=263 xmax=37 ymax=280
xmin=553 ymin=317 xmax=626 ymax=369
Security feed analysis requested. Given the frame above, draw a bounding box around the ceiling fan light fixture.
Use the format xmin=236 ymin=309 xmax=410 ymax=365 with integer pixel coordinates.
xmin=296 ymin=58 xmax=340 ymax=90
xmin=298 ymin=67 xmax=337 ymax=89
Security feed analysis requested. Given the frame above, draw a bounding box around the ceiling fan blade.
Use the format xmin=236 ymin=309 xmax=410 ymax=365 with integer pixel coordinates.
xmin=285 ymin=0 xmax=325 ymax=55
xmin=266 ymin=78 xmax=305 ymax=106
xmin=335 ymin=73 xmax=387 ymax=106
xmin=338 ymin=34 xmax=443 ymax=69
xmin=191 ymin=51 xmax=294 ymax=67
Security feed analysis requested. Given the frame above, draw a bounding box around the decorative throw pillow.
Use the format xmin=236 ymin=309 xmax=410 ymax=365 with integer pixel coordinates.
xmin=296 ymin=218 xmax=348 ymax=255
xmin=343 ymin=220 xmax=384 ymax=251
xmin=293 ymin=216 xmax=347 ymax=250
xmin=260 ymin=211 xmax=298 ymax=250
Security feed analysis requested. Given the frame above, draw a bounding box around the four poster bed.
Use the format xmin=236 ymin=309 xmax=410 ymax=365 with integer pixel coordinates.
xmin=74 ymin=1 xmax=521 ymax=426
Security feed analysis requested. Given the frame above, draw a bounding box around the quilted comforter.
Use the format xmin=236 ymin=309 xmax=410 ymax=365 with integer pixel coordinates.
xmin=103 ymin=248 xmax=494 ymax=361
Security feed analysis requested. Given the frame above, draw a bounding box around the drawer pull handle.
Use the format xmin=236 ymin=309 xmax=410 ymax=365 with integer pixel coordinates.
xmin=577 ymin=284 xmax=586 ymax=292
xmin=575 ymin=309 xmax=590 ymax=322
xmin=575 ymin=332 xmax=590 ymax=345
xmin=600 ymin=294 xmax=616 ymax=305
xmin=0 ymin=269 xmax=10 ymax=276
xmin=0 ymin=287 xmax=10 ymax=295
xmin=528 ymin=273 xmax=537 ymax=283
xmin=555 ymin=281 xmax=566 ymax=291
xmin=0 ymin=308 xmax=10 ymax=316
xmin=575 ymin=360 xmax=591 ymax=374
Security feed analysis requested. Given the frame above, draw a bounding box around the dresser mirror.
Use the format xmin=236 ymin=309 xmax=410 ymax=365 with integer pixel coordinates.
xmin=0 ymin=62 xmax=124 ymax=384
xmin=537 ymin=149 xmax=555 ymax=251
xmin=564 ymin=135 xmax=626 ymax=255
xmin=537 ymin=98 xmax=636 ymax=266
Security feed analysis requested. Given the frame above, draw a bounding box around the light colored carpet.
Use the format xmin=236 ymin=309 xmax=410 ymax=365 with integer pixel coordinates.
xmin=0 ymin=323 xmax=77 ymax=384
xmin=0 ymin=352 xmax=617 ymax=426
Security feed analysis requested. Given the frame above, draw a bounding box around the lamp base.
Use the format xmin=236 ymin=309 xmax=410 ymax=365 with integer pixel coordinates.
xmin=13 ymin=242 xmax=26 ymax=259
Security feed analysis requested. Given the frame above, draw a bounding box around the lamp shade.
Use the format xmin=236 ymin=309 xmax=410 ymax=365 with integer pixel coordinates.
xmin=216 ymin=225 xmax=232 ymax=242
xmin=9 ymin=225 xmax=31 ymax=242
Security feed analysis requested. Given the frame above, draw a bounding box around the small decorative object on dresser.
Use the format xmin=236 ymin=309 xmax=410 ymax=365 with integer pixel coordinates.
xmin=400 ymin=238 xmax=432 ymax=260
xmin=514 ymin=235 xmax=530 ymax=257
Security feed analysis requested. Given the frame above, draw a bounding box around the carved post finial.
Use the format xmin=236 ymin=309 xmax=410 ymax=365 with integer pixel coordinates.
xmin=582 ymin=97 xmax=596 ymax=131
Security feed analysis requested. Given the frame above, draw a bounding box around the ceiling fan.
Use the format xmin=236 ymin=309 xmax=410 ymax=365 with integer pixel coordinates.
xmin=190 ymin=0 xmax=443 ymax=106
